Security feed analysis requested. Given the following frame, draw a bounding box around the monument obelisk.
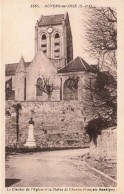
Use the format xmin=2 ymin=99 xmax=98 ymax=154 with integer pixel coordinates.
xmin=24 ymin=118 xmax=37 ymax=148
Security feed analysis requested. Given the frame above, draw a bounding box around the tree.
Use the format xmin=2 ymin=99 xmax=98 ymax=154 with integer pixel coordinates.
xmin=66 ymin=76 xmax=79 ymax=91
xmin=83 ymin=71 xmax=117 ymax=145
xmin=84 ymin=117 xmax=109 ymax=145
xmin=65 ymin=76 xmax=80 ymax=100
xmin=82 ymin=7 xmax=117 ymax=78
xmin=83 ymin=71 xmax=117 ymax=125
xmin=36 ymin=77 xmax=54 ymax=100
xmin=12 ymin=103 xmax=22 ymax=144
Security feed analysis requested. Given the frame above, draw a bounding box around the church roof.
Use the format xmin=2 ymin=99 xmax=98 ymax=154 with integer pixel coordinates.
xmin=38 ymin=14 xmax=64 ymax=26
xmin=90 ymin=65 xmax=98 ymax=71
xmin=5 ymin=62 xmax=30 ymax=76
xmin=58 ymin=56 xmax=98 ymax=73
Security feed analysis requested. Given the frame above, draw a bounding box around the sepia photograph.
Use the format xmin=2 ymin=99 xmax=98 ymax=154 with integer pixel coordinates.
xmin=1 ymin=0 xmax=121 ymax=191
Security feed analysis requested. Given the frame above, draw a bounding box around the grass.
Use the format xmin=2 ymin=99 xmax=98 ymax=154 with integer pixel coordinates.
xmin=85 ymin=154 xmax=117 ymax=180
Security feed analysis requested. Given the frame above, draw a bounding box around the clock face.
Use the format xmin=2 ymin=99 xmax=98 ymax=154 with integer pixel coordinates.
xmin=47 ymin=27 xmax=53 ymax=33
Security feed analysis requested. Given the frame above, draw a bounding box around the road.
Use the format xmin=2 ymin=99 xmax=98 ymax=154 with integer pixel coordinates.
xmin=5 ymin=148 xmax=115 ymax=187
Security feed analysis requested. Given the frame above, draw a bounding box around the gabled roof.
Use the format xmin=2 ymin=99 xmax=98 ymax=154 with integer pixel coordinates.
xmin=5 ymin=62 xmax=30 ymax=76
xmin=5 ymin=63 xmax=18 ymax=76
xmin=90 ymin=65 xmax=98 ymax=71
xmin=38 ymin=14 xmax=64 ymax=26
xmin=58 ymin=56 xmax=98 ymax=73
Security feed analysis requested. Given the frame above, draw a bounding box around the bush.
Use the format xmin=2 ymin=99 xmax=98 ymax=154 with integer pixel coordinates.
xmin=84 ymin=117 xmax=109 ymax=145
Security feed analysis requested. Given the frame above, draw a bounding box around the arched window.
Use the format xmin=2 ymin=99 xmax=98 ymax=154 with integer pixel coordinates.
xmin=55 ymin=33 xmax=60 ymax=39
xmin=41 ymin=34 xmax=46 ymax=40
xmin=54 ymin=33 xmax=60 ymax=58
xmin=36 ymin=78 xmax=43 ymax=96
xmin=63 ymin=79 xmax=78 ymax=100
xmin=41 ymin=34 xmax=47 ymax=54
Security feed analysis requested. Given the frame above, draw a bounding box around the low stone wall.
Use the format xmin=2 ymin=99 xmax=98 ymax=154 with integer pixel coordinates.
xmin=90 ymin=127 xmax=117 ymax=162
xmin=5 ymin=100 xmax=89 ymax=148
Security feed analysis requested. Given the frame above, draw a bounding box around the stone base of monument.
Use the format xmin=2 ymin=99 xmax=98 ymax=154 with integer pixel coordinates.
xmin=24 ymin=141 xmax=37 ymax=148
xmin=24 ymin=123 xmax=37 ymax=148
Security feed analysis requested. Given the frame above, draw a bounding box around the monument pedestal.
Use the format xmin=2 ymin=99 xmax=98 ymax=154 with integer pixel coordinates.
xmin=24 ymin=124 xmax=36 ymax=148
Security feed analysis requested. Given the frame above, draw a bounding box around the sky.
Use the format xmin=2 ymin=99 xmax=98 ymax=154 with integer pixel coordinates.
xmin=1 ymin=0 xmax=98 ymax=65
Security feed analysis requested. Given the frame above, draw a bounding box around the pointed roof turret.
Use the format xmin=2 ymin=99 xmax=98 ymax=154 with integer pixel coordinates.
xmin=15 ymin=55 xmax=26 ymax=73
xmin=20 ymin=55 xmax=25 ymax=64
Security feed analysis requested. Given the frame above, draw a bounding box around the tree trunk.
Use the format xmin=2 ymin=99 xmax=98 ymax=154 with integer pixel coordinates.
xmin=74 ymin=90 xmax=77 ymax=100
xmin=48 ymin=94 xmax=52 ymax=101
xmin=16 ymin=110 xmax=19 ymax=142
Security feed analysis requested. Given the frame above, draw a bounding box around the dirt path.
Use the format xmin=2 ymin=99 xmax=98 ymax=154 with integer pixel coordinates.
xmin=5 ymin=148 xmax=115 ymax=187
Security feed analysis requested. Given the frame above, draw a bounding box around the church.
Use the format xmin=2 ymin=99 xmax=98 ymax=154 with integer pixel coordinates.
xmin=5 ymin=12 xmax=98 ymax=101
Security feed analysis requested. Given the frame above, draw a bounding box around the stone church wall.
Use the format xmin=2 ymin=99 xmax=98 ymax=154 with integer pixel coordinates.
xmin=25 ymin=50 xmax=60 ymax=101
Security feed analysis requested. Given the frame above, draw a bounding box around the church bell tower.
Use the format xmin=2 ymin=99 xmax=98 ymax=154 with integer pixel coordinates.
xmin=35 ymin=12 xmax=73 ymax=69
